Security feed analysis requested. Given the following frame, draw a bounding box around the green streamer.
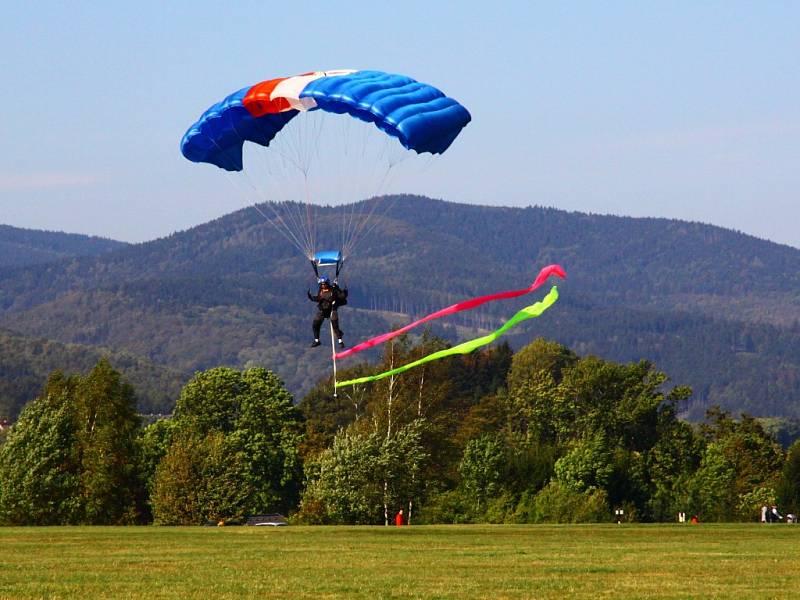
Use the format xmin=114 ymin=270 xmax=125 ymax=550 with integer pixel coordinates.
xmin=337 ymin=286 xmax=559 ymax=388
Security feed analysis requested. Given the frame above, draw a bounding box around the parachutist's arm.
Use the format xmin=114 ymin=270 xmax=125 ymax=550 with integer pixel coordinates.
xmin=307 ymin=290 xmax=318 ymax=301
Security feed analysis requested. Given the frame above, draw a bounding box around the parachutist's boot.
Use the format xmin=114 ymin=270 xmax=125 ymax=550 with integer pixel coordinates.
xmin=310 ymin=339 xmax=321 ymax=348
xmin=338 ymin=339 xmax=345 ymax=348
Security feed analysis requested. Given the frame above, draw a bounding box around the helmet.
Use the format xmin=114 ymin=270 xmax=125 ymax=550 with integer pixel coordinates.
xmin=318 ymin=276 xmax=330 ymax=285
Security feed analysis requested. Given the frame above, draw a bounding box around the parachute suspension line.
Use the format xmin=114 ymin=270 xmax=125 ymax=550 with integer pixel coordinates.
xmin=250 ymin=132 xmax=317 ymax=258
xmin=293 ymin=111 xmax=318 ymax=258
xmin=308 ymin=114 xmax=326 ymax=257
xmin=304 ymin=110 xmax=326 ymax=257
xmin=330 ymin=320 xmax=339 ymax=398
xmin=212 ymin=145 xmax=310 ymax=258
xmin=336 ymin=116 xmax=354 ymax=257
xmin=341 ymin=124 xmax=426 ymax=259
xmin=353 ymin=120 xmax=399 ymax=248
xmin=215 ymin=104 xmax=445 ymax=264
xmin=310 ymin=114 xmax=327 ymax=258
xmin=250 ymin=110 xmax=424 ymax=263
xmin=309 ymin=112 xmax=359 ymax=261
xmin=225 ymin=170 xmax=310 ymax=258
xmin=259 ymin=144 xmax=315 ymax=258
xmin=233 ymin=151 xmax=313 ymax=257
xmin=335 ymin=120 xmax=356 ymax=259
xmin=208 ymin=118 xmax=315 ymax=258
xmin=343 ymin=164 xmax=394 ymax=255
xmin=342 ymin=122 xmax=378 ymax=256
xmin=338 ymin=125 xmax=395 ymax=259
xmin=351 ymin=152 xmax=437 ymax=256
xmin=302 ymin=170 xmax=317 ymax=259
xmin=343 ymin=152 xmax=400 ymax=259
xmin=268 ymin=110 xmax=329 ymax=259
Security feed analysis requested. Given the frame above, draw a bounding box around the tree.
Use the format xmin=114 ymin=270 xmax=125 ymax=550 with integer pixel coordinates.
xmin=506 ymin=339 xmax=577 ymax=443
xmin=453 ymin=394 xmax=508 ymax=450
xmin=688 ymin=409 xmax=784 ymax=521
xmin=300 ymin=420 xmax=428 ymax=525
xmin=297 ymin=368 xmax=366 ymax=459
xmin=508 ymin=349 xmax=683 ymax=454
xmin=74 ymin=359 xmax=142 ymax=524
xmin=503 ymin=436 xmax=556 ymax=498
xmin=0 ymin=361 xmax=144 ymax=525
xmin=152 ymin=431 xmax=253 ymax=525
xmin=137 ymin=417 xmax=178 ymax=519
xmin=0 ymin=373 xmax=81 ymax=525
xmin=458 ymin=434 xmax=506 ymax=512
xmin=525 ymin=481 xmax=610 ymax=524
xmin=645 ymin=416 xmax=703 ymax=521
xmin=777 ymin=439 xmax=800 ymax=514
xmin=507 ymin=338 xmax=577 ymax=395
xmin=302 ymin=428 xmax=383 ymax=524
xmin=152 ymin=367 xmax=303 ymax=524
xmin=508 ymin=369 xmax=560 ymax=443
xmin=553 ymin=358 xmax=671 ymax=451
xmin=554 ymin=432 xmax=614 ymax=492
xmin=506 ymin=345 xmax=698 ymax=522
xmin=381 ymin=419 xmax=429 ymax=525
xmin=150 ymin=434 xmax=204 ymax=525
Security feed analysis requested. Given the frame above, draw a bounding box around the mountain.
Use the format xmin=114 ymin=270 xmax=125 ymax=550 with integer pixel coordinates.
xmin=0 ymin=224 xmax=127 ymax=268
xmin=1 ymin=195 xmax=798 ymax=419
xmin=0 ymin=327 xmax=186 ymax=420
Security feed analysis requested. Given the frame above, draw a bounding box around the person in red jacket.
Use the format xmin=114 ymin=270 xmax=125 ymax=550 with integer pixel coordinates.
xmin=395 ymin=509 xmax=404 ymax=526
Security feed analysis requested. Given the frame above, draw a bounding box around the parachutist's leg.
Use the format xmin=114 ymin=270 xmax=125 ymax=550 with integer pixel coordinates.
xmin=330 ymin=310 xmax=343 ymax=339
xmin=331 ymin=310 xmax=344 ymax=347
xmin=312 ymin=312 xmax=324 ymax=345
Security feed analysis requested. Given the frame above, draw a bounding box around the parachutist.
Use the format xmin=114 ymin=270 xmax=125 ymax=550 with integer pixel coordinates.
xmin=181 ymin=70 xmax=471 ymax=397
xmin=308 ymin=276 xmax=347 ymax=347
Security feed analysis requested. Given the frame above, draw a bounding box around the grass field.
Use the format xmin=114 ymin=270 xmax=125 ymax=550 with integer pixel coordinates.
xmin=1 ymin=524 xmax=799 ymax=599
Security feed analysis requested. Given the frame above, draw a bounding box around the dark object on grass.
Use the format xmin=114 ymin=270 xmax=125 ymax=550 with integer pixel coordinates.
xmin=247 ymin=514 xmax=288 ymax=526
xmin=768 ymin=505 xmax=783 ymax=523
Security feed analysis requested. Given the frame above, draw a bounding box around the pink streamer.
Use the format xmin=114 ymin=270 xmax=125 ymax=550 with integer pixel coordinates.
xmin=336 ymin=264 xmax=566 ymax=360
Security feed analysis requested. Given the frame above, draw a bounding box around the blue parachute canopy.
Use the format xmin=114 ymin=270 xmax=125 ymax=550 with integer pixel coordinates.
xmin=181 ymin=70 xmax=471 ymax=171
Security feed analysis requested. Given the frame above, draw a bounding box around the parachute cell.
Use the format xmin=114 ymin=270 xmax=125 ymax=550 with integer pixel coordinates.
xmin=313 ymin=250 xmax=343 ymax=267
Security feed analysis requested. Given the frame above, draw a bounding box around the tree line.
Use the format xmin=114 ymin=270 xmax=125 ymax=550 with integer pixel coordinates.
xmin=2 ymin=337 xmax=800 ymax=525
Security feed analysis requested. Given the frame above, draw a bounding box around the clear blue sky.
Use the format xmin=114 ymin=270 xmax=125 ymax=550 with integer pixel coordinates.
xmin=1 ymin=1 xmax=798 ymax=246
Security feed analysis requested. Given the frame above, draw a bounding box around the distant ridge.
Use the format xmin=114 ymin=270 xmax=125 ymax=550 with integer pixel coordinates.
xmin=0 ymin=327 xmax=186 ymax=420
xmin=1 ymin=195 xmax=798 ymax=419
xmin=0 ymin=224 xmax=127 ymax=268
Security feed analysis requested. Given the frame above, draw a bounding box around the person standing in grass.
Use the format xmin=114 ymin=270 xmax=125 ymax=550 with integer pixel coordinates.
xmin=395 ymin=509 xmax=404 ymax=526
xmin=771 ymin=505 xmax=783 ymax=522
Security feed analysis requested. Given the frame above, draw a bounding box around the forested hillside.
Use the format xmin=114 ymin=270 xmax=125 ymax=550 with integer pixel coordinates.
xmin=1 ymin=195 xmax=799 ymax=418
xmin=0 ymin=328 xmax=185 ymax=419
xmin=0 ymin=224 xmax=127 ymax=268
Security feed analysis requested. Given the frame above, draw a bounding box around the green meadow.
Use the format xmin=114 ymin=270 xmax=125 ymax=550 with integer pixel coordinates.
xmin=1 ymin=524 xmax=799 ymax=599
